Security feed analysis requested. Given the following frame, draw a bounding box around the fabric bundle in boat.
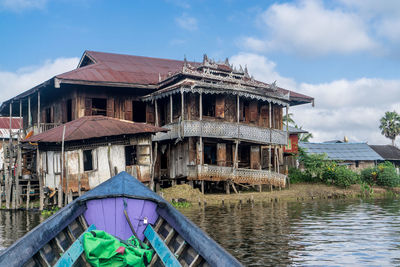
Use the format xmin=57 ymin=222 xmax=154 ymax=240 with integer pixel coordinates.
xmin=83 ymin=230 xmax=153 ymax=267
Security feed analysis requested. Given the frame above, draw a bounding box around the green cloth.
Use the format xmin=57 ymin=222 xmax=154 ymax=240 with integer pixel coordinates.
xmin=83 ymin=230 xmax=153 ymax=267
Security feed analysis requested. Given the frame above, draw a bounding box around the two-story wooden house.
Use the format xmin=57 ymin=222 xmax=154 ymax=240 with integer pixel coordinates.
xmin=0 ymin=51 xmax=313 ymax=193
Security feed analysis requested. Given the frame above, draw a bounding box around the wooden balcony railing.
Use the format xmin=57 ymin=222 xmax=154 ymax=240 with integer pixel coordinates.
xmin=33 ymin=123 xmax=63 ymax=134
xmin=187 ymin=165 xmax=286 ymax=187
xmin=153 ymin=120 xmax=287 ymax=145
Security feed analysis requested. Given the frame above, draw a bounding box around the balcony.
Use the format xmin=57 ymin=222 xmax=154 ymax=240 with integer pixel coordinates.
xmin=187 ymin=165 xmax=286 ymax=187
xmin=153 ymin=120 xmax=288 ymax=145
xmin=32 ymin=123 xmax=62 ymax=134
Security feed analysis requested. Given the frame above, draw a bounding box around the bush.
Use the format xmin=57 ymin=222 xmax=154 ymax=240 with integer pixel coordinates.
xmin=376 ymin=162 xmax=399 ymax=187
xmin=334 ymin=166 xmax=360 ymax=188
xmin=288 ymin=167 xmax=308 ymax=183
xmin=360 ymin=167 xmax=378 ymax=185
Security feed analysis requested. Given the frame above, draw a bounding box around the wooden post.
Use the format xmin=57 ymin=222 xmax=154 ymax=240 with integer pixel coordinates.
xmin=181 ymin=89 xmax=184 ymax=121
xmin=37 ymin=147 xmax=44 ymax=211
xmin=107 ymin=143 xmax=113 ymax=176
xmin=28 ymin=96 xmax=31 ymax=128
xmin=201 ymin=180 xmax=204 ymax=194
xmin=225 ymin=181 xmax=230 ymax=194
xmin=64 ymin=152 xmax=69 ymax=205
xmin=59 ymin=125 xmax=66 ymax=208
xmin=26 ymin=180 xmax=30 ymax=210
xmin=37 ymin=91 xmax=40 ymax=133
xmin=199 ymin=93 xmax=203 ymax=121
xmin=269 ymin=102 xmax=272 ymax=172
xmin=16 ymin=100 xmax=22 ymax=208
xmin=150 ymin=142 xmax=158 ymax=191
xmin=78 ymin=152 xmax=82 ymax=196
xmin=170 ymin=95 xmax=173 ymax=123
xmin=154 ymin=100 xmax=159 ymax=127
xmin=286 ymin=104 xmax=289 ymax=144
xmin=6 ymin=102 xmax=12 ymax=209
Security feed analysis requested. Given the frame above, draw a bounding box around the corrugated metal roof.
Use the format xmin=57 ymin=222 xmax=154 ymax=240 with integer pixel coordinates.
xmin=24 ymin=116 xmax=168 ymax=143
xmin=0 ymin=117 xmax=22 ymax=129
xmin=299 ymin=142 xmax=384 ymax=161
xmin=288 ymin=126 xmax=308 ymax=134
xmin=370 ymin=145 xmax=400 ymax=161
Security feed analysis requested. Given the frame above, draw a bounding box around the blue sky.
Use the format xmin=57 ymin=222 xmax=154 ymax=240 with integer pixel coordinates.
xmin=1 ymin=0 xmax=400 ymax=144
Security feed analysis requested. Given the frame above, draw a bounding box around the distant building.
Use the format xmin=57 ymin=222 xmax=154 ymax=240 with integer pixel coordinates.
xmin=369 ymin=145 xmax=400 ymax=167
xmin=0 ymin=117 xmax=22 ymax=170
xmin=299 ymin=142 xmax=383 ymax=170
xmin=283 ymin=126 xmax=309 ymax=170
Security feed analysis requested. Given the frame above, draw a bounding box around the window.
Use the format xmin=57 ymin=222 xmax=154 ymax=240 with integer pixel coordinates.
xmin=83 ymin=149 xmax=95 ymax=171
xmin=92 ymin=98 xmax=107 ymax=116
xmin=67 ymin=99 xmax=72 ymax=122
xmin=202 ymin=95 xmax=215 ymax=117
xmin=204 ymin=143 xmax=217 ymax=165
xmin=54 ymin=152 xmax=61 ymax=174
xmin=125 ymin=145 xmax=137 ymax=166
xmin=41 ymin=152 xmax=48 ymax=173
xmin=132 ymin=101 xmax=147 ymax=122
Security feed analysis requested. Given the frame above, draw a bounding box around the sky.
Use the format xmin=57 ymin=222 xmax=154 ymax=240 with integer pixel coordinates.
xmin=1 ymin=0 xmax=400 ymax=145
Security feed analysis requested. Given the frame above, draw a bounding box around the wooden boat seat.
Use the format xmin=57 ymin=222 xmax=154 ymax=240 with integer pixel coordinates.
xmin=144 ymin=224 xmax=182 ymax=267
xmin=53 ymin=224 xmax=96 ymax=267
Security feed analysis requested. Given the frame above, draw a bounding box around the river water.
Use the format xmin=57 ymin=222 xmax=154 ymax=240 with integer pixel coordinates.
xmin=1 ymin=199 xmax=400 ymax=266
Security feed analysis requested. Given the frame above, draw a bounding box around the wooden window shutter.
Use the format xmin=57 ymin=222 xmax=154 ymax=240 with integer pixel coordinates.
xmin=260 ymin=105 xmax=268 ymax=127
xmin=249 ymin=101 xmax=258 ymax=122
xmin=124 ymin=100 xmax=132 ymax=121
xmin=107 ymin=98 xmax=115 ymax=118
xmin=146 ymin=103 xmax=155 ymax=124
xmin=215 ymin=96 xmax=225 ymax=118
xmin=84 ymin=98 xmax=92 ymax=116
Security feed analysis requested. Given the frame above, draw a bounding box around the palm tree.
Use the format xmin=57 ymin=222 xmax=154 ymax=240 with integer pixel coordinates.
xmin=294 ymin=124 xmax=313 ymax=142
xmin=283 ymin=112 xmax=295 ymax=126
xmin=379 ymin=111 xmax=400 ymax=146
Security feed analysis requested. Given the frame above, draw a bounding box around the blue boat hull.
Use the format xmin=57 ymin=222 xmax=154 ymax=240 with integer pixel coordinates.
xmin=0 ymin=172 xmax=242 ymax=267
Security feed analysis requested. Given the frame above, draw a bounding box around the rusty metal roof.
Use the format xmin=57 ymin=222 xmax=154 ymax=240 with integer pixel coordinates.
xmin=0 ymin=117 xmax=22 ymax=129
xmin=24 ymin=116 xmax=167 ymax=143
xmin=57 ymin=51 xmax=196 ymax=86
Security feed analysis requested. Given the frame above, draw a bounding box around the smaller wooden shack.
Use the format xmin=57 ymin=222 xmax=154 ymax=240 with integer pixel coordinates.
xmin=23 ymin=116 xmax=167 ymax=199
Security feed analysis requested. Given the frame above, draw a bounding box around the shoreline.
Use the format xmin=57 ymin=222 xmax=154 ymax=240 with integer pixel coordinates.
xmin=161 ymin=183 xmax=400 ymax=206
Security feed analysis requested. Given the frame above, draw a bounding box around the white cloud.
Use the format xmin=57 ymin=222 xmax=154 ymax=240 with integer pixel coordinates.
xmin=242 ymin=0 xmax=377 ymax=55
xmin=230 ymin=52 xmax=400 ymax=145
xmin=175 ymin=13 xmax=198 ymax=31
xmin=0 ymin=0 xmax=48 ymax=11
xmin=0 ymin=57 xmax=79 ymax=104
xmin=230 ymin=52 xmax=296 ymax=89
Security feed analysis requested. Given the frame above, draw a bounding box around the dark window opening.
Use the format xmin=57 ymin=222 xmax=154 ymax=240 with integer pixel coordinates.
xmin=238 ymin=145 xmax=250 ymax=168
xmin=355 ymin=161 xmax=359 ymax=168
xmin=159 ymin=101 xmax=167 ymax=126
xmin=241 ymin=100 xmax=250 ymax=122
xmin=67 ymin=99 xmax=72 ymax=122
xmin=226 ymin=143 xmax=233 ymax=167
xmin=132 ymin=101 xmax=146 ymax=122
xmin=83 ymin=150 xmax=93 ymax=171
xmin=125 ymin=145 xmax=137 ymax=166
xmin=92 ymin=98 xmax=107 ymax=116
xmin=202 ymin=95 xmax=215 ymax=117
xmin=45 ymin=107 xmax=52 ymax=123
xmin=204 ymin=143 xmax=217 ymax=165
xmin=161 ymin=151 xmax=168 ymax=169
xmin=172 ymin=94 xmax=181 ymax=119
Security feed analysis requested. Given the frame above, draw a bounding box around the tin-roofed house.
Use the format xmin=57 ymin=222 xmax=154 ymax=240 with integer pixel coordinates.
xmin=299 ymin=142 xmax=383 ymax=170
xmin=370 ymin=145 xmax=400 ymax=167
xmin=23 ymin=116 xmax=167 ymax=200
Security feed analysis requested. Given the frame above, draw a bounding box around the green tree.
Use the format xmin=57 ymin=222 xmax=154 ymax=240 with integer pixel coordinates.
xmin=294 ymin=124 xmax=313 ymax=142
xmin=283 ymin=112 xmax=295 ymax=126
xmin=379 ymin=111 xmax=400 ymax=146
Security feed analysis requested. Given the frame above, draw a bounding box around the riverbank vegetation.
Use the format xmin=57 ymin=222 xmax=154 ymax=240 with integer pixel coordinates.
xmin=289 ymin=148 xmax=400 ymax=188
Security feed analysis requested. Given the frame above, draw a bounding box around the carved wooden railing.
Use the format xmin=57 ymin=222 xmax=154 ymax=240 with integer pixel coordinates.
xmin=153 ymin=120 xmax=287 ymax=145
xmin=187 ymin=165 xmax=286 ymax=187
xmin=33 ymin=123 xmax=62 ymax=134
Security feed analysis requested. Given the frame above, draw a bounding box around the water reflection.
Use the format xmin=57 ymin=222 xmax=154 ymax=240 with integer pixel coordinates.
xmin=0 ymin=199 xmax=400 ymax=266
xmin=0 ymin=210 xmax=45 ymax=251
xmin=180 ymin=199 xmax=400 ymax=266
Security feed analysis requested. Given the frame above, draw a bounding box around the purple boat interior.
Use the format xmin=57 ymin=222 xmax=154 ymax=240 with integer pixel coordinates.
xmin=83 ymin=197 xmax=159 ymax=240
